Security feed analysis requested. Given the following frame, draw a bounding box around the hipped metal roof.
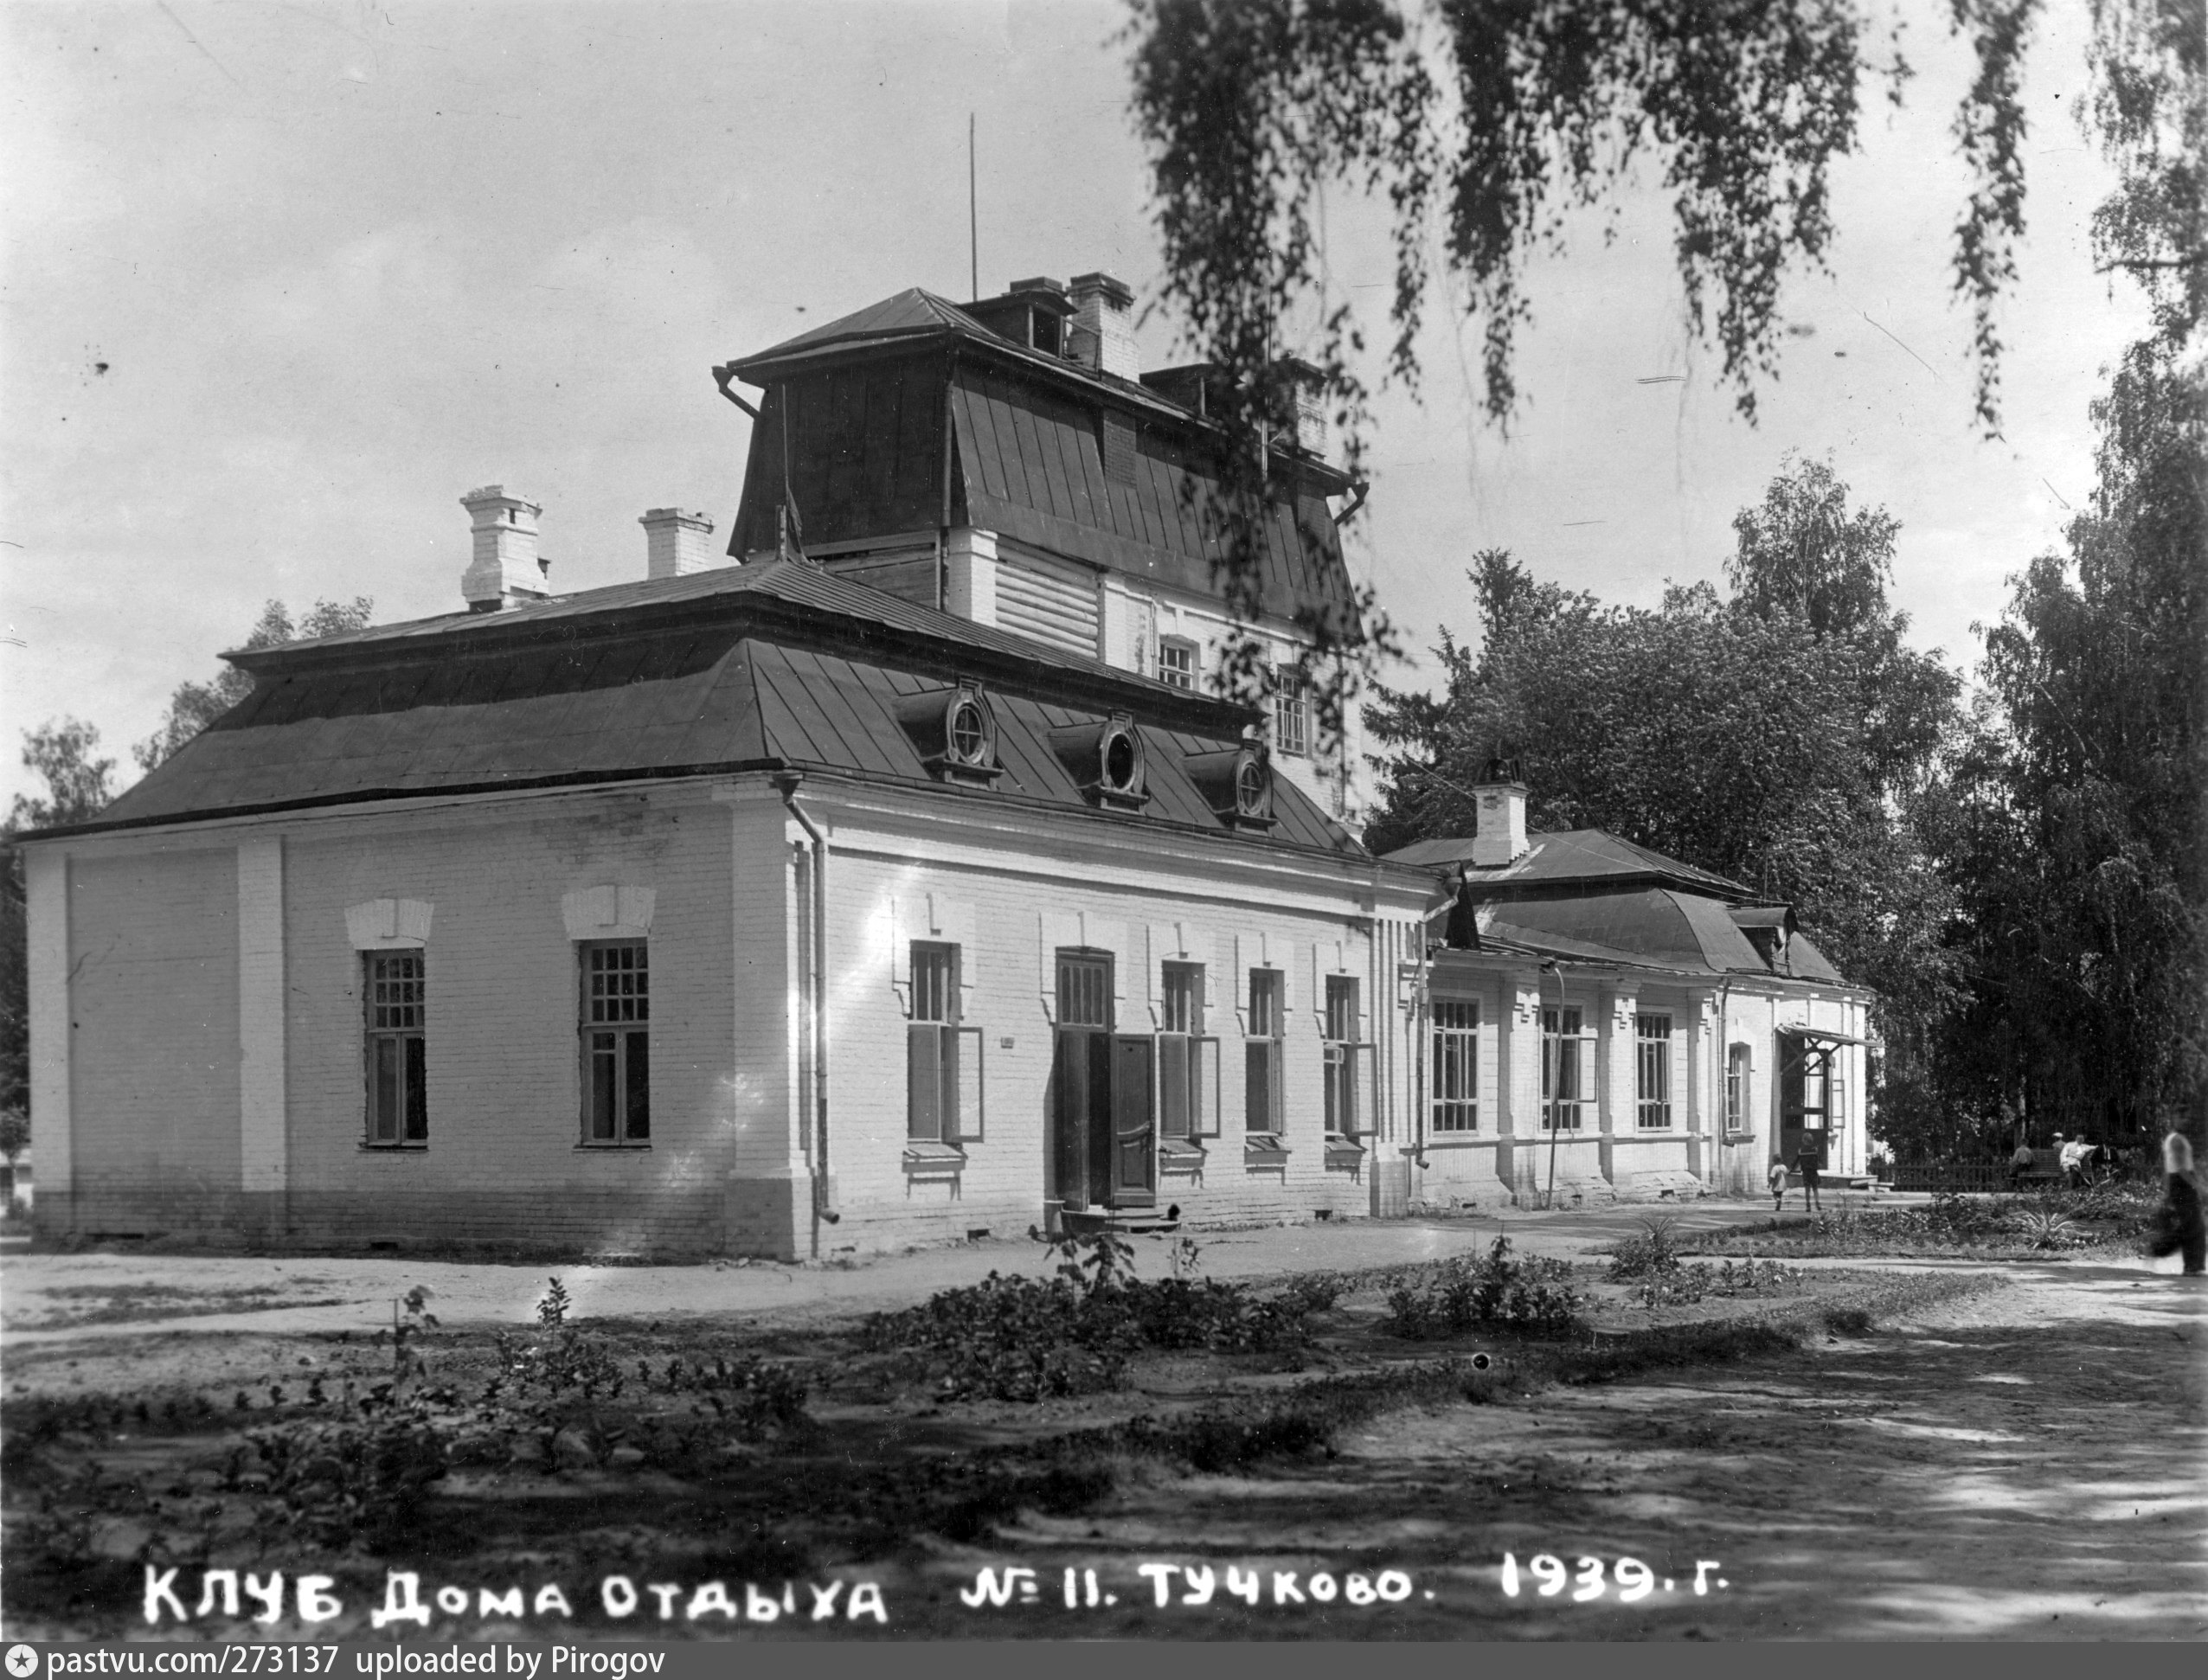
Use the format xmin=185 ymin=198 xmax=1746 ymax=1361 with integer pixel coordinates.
xmin=61 ymin=560 xmax=1360 ymax=857
xmin=1393 ymin=830 xmax=1851 ymax=986
xmin=1387 ymin=829 xmax=1753 ymax=900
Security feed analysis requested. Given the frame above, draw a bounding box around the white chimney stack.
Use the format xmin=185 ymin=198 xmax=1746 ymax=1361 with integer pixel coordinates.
xmin=639 ymin=508 xmax=716 ymax=580
xmin=1471 ymin=759 xmax=1530 ymax=868
xmin=459 ymin=485 xmax=549 ymax=612
xmin=1069 ymin=272 xmax=1139 ymax=382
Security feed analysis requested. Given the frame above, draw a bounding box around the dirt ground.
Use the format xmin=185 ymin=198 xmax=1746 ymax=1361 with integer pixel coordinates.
xmin=910 ymin=1263 xmax=2207 ymax=1639
xmin=2 ymin=1207 xmax=2202 ymax=1642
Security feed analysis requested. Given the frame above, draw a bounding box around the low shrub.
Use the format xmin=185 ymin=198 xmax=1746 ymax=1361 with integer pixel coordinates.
xmin=862 ymin=1231 xmax=1332 ymax=1401
xmin=1383 ymin=1238 xmax=1584 ymax=1340
xmin=1605 ymin=1215 xmax=1685 ymax=1281
xmin=1634 ymin=1258 xmax=1804 ymax=1310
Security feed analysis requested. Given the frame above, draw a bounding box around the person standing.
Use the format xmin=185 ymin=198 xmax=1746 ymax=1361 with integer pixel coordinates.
xmin=1768 ymin=1157 xmax=1789 ymax=1214
xmin=2008 ymin=1138 xmax=2035 ymax=1191
xmin=2147 ymin=1132 xmax=2205 ymax=1274
xmin=1795 ymin=1141 xmax=1824 ymax=1214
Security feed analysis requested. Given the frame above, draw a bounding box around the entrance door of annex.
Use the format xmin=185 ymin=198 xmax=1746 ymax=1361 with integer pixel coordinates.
xmin=1049 ymin=952 xmax=1156 ymax=1222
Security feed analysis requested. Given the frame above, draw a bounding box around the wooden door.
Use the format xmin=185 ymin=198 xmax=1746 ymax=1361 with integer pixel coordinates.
xmin=1110 ymin=1034 xmax=1157 ymax=1208
xmin=1052 ymin=954 xmax=1114 ymax=1215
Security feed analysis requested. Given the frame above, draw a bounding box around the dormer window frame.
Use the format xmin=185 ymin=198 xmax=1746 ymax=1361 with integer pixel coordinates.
xmin=896 ymin=683 xmax=1004 ymax=788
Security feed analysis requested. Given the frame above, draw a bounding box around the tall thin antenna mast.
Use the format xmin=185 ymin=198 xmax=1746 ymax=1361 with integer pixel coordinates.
xmin=968 ymin=112 xmax=978 ymax=300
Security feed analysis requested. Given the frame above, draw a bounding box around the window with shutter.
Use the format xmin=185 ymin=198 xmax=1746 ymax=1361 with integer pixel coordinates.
xmin=1245 ymin=968 xmax=1283 ymax=1136
xmin=1323 ymin=974 xmax=1360 ymax=1137
xmin=907 ymin=942 xmax=964 ymax=1146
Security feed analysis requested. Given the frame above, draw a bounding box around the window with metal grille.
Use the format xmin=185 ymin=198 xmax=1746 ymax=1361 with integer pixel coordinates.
xmin=1245 ymin=969 xmax=1283 ymax=1133
xmin=364 ymin=951 xmax=427 ymax=1146
xmin=1156 ymin=637 xmax=1197 ymax=689
xmin=1273 ymin=670 xmax=1309 ymax=756
xmin=1431 ymin=997 xmax=1479 ymax=1132
xmin=1540 ymin=1006 xmax=1589 ymax=1132
xmin=1635 ymin=1013 xmax=1672 ymax=1128
xmin=582 ymin=942 xmax=650 ymax=1144
xmin=1726 ymin=1043 xmax=1751 ymax=1132
xmin=1323 ymin=974 xmax=1360 ymax=1136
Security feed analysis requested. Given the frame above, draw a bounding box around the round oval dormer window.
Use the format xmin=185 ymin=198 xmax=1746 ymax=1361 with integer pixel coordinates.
xmin=1103 ymin=728 xmax=1138 ymax=792
xmin=947 ymin=698 xmax=989 ymax=765
xmin=1236 ymin=755 xmax=1270 ymax=818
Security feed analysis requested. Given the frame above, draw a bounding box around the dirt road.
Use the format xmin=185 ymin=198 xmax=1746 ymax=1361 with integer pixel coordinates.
xmin=3 ymin=1215 xmax=2201 ymax=1640
xmin=899 ymin=1262 xmax=2207 ymax=1639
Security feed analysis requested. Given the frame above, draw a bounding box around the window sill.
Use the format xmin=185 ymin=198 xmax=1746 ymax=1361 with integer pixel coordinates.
xmin=902 ymin=1142 xmax=967 ymax=1176
xmin=1243 ymin=1133 xmax=1291 ymax=1162
xmin=575 ymin=1142 xmax=652 ymax=1151
xmin=359 ymin=1144 xmax=428 ymax=1154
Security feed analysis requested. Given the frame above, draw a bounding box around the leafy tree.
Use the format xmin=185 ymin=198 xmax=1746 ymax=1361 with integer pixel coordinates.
xmin=1 ymin=716 xmax=120 ymax=1115
xmin=1365 ymin=463 xmax=1964 ymax=1142
xmin=7 ymin=719 xmax=116 ymax=833
xmin=1121 ymin=0 xmax=2185 ymax=707
xmin=1929 ymin=338 xmax=2205 ymax=1149
xmin=1916 ymin=0 xmax=2203 ymax=1153
xmin=135 ymin=597 xmax=372 ymax=772
xmin=0 ymin=1106 xmax=28 ymax=1172
xmin=1123 ymin=0 xmax=2039 ymax=687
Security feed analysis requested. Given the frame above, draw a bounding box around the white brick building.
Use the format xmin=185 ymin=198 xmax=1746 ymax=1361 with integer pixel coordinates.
xmin=19 ymin=269 xmax=1870 ymax=1257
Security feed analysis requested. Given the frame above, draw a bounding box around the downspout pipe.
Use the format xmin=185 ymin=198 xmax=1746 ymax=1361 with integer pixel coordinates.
xmin=773 ymin=773 xmax=838 ymax=1233
xmin=1540 ymin=958 xmax=1564 ymax=1210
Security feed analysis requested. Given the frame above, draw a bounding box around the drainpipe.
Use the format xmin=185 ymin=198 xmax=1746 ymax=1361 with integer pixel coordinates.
xmin=773 ymin=772 xmax=837 ymax=1236
xmin=1540 ymin=958 xmax=1564 ymax=1210
xmin=1714 ymin=977 xmax=1733 ymax=1185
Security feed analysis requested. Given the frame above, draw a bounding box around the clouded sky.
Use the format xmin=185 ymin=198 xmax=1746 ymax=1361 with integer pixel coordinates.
xmin=1 ymin=0 xmax=2151 ymax=812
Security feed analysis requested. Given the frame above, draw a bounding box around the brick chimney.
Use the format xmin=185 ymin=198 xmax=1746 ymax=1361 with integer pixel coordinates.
xmin=639 ymin=508 xmax=716 ymax=580
xmin=1281 ymin=357 xmax=1328 ymax=457
xmin=1471 ymin=758 xmax=1529 ymax=868
xmin=1069 ymin=272 xmax=1138 ymax=382
xmin=459 ymin=485 xmax=549 ymax=612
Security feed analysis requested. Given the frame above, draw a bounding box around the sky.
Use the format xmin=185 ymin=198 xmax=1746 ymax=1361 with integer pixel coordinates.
xmin=0 ymin=0 xmax=2153 ymax=814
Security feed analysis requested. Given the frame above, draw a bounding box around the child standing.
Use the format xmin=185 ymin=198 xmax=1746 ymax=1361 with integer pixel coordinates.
xmin=1768 ymin=1157 xmax=1789 ymax=1213
xmin=1796 ymin=1143 xmax=1825 ymax=1214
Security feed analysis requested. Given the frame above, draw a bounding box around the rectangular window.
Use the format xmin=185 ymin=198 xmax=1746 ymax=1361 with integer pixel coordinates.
xmin=1323 ymin=974 xmax=1359 ymax=1136
xmin=1244 ymin=968 xmax=1283 ymax=1133
xmin=365 ymin=951 xmax=427 ymax=1145
xmin=1157 ymin=962 xmax=1214 ymax=1139
xmin=1431 ymin=997 xmax=1479 ymax=1132
xmin=1726 ymin=1044 xmax=1750 ymax=1132
xmin=1540 ymin=1005 xmax=1588 ymax=1132
xmin=582 ymin=942 xmax=650 ymax=1144
xmin=1274 ymin=670 xmax=1309 ymax=756
xmin=908 ymin=941 xmax=965 ymax=1145
xmin=1635 ymin=1013 xmax=1672 ymax=1129
xmin=1157 ymin=637 xmax=1197 ymax=690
